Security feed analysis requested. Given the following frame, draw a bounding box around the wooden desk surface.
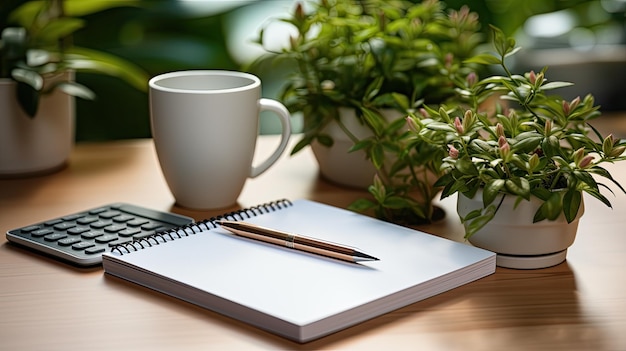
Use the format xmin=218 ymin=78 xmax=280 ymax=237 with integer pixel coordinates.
xmin=1 ymin=133 xmax=626 ymax=351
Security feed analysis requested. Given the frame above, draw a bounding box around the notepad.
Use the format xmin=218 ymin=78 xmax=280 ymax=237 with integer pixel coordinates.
xmin=102 ymin=199 xmax=495 ymax=343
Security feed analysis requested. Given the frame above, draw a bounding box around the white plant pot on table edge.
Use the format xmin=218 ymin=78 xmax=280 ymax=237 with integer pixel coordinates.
xmin=457 ymin=191 xmax=584 ymax=269
xmin=0 ymin=72 xmax=74 ymax=177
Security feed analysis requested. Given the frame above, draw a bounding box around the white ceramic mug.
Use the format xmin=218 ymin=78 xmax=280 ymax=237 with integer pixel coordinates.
xmin=149 ymin=70 xmax=291 ymax=209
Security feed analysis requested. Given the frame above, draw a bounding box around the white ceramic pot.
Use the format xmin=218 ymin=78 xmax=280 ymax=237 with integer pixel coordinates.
xmin=0 ymin=72 xmax=75 ymax=177
xmin=310 ymin=107 xmax=404 ymax=189
xmin=457 ymin=191 xmax=584 ymax=269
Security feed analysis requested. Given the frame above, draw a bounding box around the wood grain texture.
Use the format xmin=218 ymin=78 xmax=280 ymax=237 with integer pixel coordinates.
xmin=1 ymin=118 xmax=626 ymax=350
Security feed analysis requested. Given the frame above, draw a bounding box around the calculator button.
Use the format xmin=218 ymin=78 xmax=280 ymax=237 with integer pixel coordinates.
xmin=72 ymin=242 xmax=95 ymax=250
xmin=85 ymin=247 xmax=106 ymax=255
xmin=21 ymin=225 xmax=41 ymax=233
xmin=68 ymin=227 xmax=91 ymax=235
xmin=31 ymin=229 xmax=54 ymax=237
xmin=77 ymin=216 xmax=99 ymax=225
xmin=81 ymin=231 xmax=105 ymax=239
xmin=95 ymin=235 xmax=119 ymax=243
xmin=104 ymin=224 xmax=126 ymax=233
xmin=90 ymin=221 xmax=110 ymax=229
xmin=44 ymin=219 xmax=63 ymax=226
xmin=54 ymin=222 xmax=76 ymax=231
xmin=113 ymin=214 xmax=134 ymax=223
xmin=89 ymin=208 xmax=108 ymax=215
xmin=108 ymin=239 xmax=133 ymax=247
xmin=127 ymin=219 xmax=149 ymax=227
xmin=44 ymin=233 xmax=68 ymax=242
xmin=58 ymin=237 xmax=82 ymax=246
xmin=141 ymin=222 xmax=163 ymax=231
xmin=119 ymin=228 xmax=141 ymax=237
xmin=133 ymin=232 xmax=155 ymax=240
xmin=99 ymin=210 xmax=121 ymax=219
xmin=62 ymin=214 xmax=84 ymax=221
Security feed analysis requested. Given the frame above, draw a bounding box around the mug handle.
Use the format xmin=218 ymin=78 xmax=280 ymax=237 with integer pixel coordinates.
xmin=250 ymin=98 xmax=292 ymax=178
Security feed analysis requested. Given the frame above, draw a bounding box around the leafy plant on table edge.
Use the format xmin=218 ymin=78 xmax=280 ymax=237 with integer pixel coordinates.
xmin=254 ymin=0 xmax=483 ymax=224
xmin=407 ymin=26 xmax=626 ymax=237
xmin=0 ymin=0 xmax=147 ymax=118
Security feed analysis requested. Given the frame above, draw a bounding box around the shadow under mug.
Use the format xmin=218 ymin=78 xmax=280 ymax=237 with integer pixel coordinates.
xmin=149 ymin=70 xmax=292 ymax=209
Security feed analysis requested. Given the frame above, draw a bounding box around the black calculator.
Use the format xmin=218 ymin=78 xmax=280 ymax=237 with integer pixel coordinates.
xmin=6 ymin=203 xmax=194 ymax=266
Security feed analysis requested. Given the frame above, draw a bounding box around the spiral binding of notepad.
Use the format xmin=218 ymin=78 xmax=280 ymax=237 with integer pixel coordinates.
xmin=110 ymin=199 xmax=293 ymax=255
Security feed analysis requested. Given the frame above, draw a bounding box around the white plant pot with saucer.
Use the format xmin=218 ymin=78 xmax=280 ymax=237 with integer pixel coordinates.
xmin=457 ymin=190 xmax=584 ymax=269
xmin=310 ymin=107 xmax=404 ymax=189
xmin=0 ymin=71 xmax=75 ymax=177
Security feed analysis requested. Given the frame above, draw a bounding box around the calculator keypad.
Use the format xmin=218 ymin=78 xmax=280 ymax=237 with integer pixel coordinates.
xmin=6 ymin=203 xmax=194 ymax=266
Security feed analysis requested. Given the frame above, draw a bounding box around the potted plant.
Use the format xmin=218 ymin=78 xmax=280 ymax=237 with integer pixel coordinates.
xmin=408 ymin=26 xmax=626 ymax=268
xmin=255 ymin=0 xmax=483 ymax=224
xmin=0 ymin=0 xmax=147 ymax=177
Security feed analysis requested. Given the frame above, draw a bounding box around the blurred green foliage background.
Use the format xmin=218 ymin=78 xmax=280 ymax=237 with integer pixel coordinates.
xmin=1 ymin=0 xmax=624 ymax=141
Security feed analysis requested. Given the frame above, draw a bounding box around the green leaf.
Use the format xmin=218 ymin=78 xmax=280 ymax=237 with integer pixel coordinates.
xmin=464 ymin=53 xmax=501 ymax=65
xmin=11 ymin=68 xmax=43 ymax=90
xmin=316 ymin=134 xmax=333 ymax=147
xmin=349 ymin=139 xmax=371 ymax=152
xmin=371 ymin=143 xmax=385 ymax=169
xmin=424 ymin=121 xmax=455 ymax=132
xmin=538 ymin=192 xmax=562 ymax=221
xmin=364 ymin=76 xmax=384 ymax=101
xmin=291 ymin=135 xmax=314 ymax=155
xmin=348 ymin=198 xmax=375 ymax=212
xmin=456 ymin=157 xmax=479 ymax=176
xmin=483 ymin=179 xmax=505 ymax=205
xmin=505 ymin=177 xmax=530 ymax=199
xmin=391 ymin=93 xmax=410 ymax=110
xmin=563 ymin=190 xmax=582 ymax=222
xmin=589 ymin=166 xmax=626 ymax=194
xmin=359 ymin=107 xmax=386 ymax=136
xmin=65 ymin=47 xmax=149 ymax=92
xmin=463 ymin=204 xmax=497 ymax=238
xmin=584 ymin=187 xmax=612 ymax=208
xmin=53 ymin=82 xmax=96 ymax=100
xmin=383 ymin=196 xmax=411 ymax=209
xmin=37 ymin=18 xmax=85 ymax=44
xmin=511 ymin=135 xmax=542 ymax=153
xmin=539 ymin=81 xmax=574 ymax=91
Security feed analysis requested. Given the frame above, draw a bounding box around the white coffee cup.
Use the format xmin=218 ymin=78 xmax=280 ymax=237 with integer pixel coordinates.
xmin=149 ymin=70 xmax=292 ymax=209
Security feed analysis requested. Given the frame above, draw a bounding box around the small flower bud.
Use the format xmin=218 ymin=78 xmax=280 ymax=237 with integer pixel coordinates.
xmin=573 ymin=147 xmax=585 ymax=165
xmin=528 ymin=153 xmax=539 ymax=171
xmin=496 ymin=123 xmax=504 ymax=138
xmin=529 ymin=71 xmax=536 ymax=85
xmin=544 ymin=120 xmax=552 ymax=135
xmin=289 ymin=35 xmax=298 ymax=50
xmin=454 ymin=116 xmax=464 ymax=134
xmin=609 ymin=145 xmax=626 ymax=158
xmin=294 ymin=2 xmax=305 ymax=22
xmin=535 ymin=72 xmax=544 ymax=86
xmin=498 ymin=136 xmax=510 ymax=157
xmin=466 ymin=72 xmax=477 ymax=87
xmin=406 ymin=116 xmax=420 ymax=133
xmin=507 ymin=109 xmax=517 ymax=120
xmin=602 ymin=134 xmax=614 ymax=156
xmin=463 ymin=110 xmax=474 ymax=131
xmin=579 ymin=155 xmax=594 ymax=169
xmin=439 ymin=107 xmax=451 ymax=123
xmin=562 ymin=100 xmax=570 ymax=116
xmin=449 ymin=145 xmax=459 ymax=159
